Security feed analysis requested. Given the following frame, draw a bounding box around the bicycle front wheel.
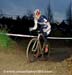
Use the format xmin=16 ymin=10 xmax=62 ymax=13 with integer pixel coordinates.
xmin=26 ymin=38 xmax=39 ymax=62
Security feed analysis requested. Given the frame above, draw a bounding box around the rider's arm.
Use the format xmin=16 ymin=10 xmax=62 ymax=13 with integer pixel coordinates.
xmin=46 ymin=21 xmax=51 ymax=29
xmin=43 ymin=18 xmax=51 ymax=29
xmin=29 ymin=19 xmax=37 ymax=31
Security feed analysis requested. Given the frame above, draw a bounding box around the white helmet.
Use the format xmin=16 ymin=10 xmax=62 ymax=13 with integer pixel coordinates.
xmin=34 ymin=9 xmax=41 ymax=16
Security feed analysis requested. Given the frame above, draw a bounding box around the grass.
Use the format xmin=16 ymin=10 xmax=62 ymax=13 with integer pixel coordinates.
xmin=0 ymin=29 xmax=11 ymax=48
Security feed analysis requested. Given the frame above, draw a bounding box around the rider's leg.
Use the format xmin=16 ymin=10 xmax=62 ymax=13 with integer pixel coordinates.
xmin=42 ymin=33 xmax=49 ymax=53
xmin=44 ymin=36 xmax=49 ymax=53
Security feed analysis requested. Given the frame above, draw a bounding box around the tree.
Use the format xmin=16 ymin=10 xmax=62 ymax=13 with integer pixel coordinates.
xmin=65 ymin=0 xmax=72 ymax=36
xmin=45 ymin=0 xmax=54 ymax=23
xmin=26 ymin=10 xmax=33 ymax=20
xmin=16 ymin=16 xmax=21 ymax=21
xmin=66 ymin=0 xmax=72 ymax=25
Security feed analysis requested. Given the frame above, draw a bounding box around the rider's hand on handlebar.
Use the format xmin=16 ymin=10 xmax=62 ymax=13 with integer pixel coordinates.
xmin=29 ymin=28 xmax=33 ymax=32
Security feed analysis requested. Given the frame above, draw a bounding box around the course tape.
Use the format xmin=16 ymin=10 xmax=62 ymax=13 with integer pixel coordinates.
xmin=0 ymin=33 xmax=72 ymax=39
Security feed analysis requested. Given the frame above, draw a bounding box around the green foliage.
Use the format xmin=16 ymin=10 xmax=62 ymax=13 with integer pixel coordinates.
xmin=0 ymin=29 xmax=11 ymax=48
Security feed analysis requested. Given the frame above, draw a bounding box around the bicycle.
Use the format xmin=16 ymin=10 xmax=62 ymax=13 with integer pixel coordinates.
xmin=26 ymin=31 xmax=50 ymax=62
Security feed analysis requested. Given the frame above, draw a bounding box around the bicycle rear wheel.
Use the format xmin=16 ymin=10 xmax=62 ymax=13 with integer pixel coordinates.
xmin=26 ymin=38 xmax=40 ymax=62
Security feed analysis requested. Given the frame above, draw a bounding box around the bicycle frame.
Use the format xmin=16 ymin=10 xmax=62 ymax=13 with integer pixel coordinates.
xmin=26 ymin=32 xmax=48 ymax=62
xmin=32 ymin=33 xmax=45 ymax=55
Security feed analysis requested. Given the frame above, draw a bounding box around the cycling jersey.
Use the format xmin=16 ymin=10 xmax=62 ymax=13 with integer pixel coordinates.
xmin=37 ymin=16 xmax=51 ymax=36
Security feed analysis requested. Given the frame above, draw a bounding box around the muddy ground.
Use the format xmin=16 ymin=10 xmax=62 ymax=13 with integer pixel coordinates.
xmin=0 ymin=38 xmax=72 ymax=75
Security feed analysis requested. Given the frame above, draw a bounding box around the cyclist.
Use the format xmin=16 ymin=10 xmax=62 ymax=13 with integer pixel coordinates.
xmin=29 ymin=9 xmax=51 ymax=57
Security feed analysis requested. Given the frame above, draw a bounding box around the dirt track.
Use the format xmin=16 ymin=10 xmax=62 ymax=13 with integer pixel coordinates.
xmin=0 ymin=39 xmax=72 ymax=75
